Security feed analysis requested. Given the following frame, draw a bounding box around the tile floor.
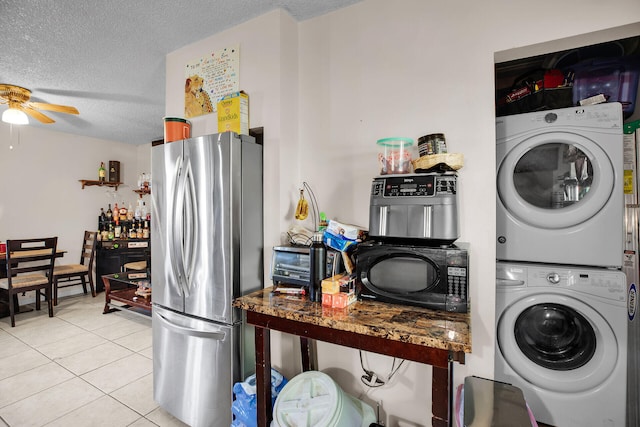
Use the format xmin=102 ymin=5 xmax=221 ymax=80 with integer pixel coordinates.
xmin=0 ymin=293 xmax=189 ymax=427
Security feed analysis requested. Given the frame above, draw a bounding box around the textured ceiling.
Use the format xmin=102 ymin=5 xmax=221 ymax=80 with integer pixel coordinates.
xmin=0 ymin=0 xmax=361 ymax=145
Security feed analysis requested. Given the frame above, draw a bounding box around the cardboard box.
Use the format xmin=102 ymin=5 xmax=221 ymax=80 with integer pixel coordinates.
xmin=321 ymin=273 xmax=353 ymax=295
xmin=332 ymin=291 xmax=356 ymax=308
xmin=321 ymin=291 xmax=356 ymax=308
xmin=327 ymin=220 xmax=367 ymax=241
xmin=322 ymin=230 xmax=356 ymax=252
xmin=322 ymin=293 xmax=334 ymax=307
xmin=217 ymin=91 xmax=249 ymax=135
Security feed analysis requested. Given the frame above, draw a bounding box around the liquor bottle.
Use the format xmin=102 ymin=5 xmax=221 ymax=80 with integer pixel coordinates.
xmin=106 ymin=204 xmax=113 ymax=220
xmin=98 ymin=162 xmax=106 ymax=182
xmin=141 ymin=202 xmax=147 ymax=220
xmin=100 ymin=208 xmax=106 ymax=222
xmin=137 ymin=221 xmax=143 ymax=239
xmin=114 ymin=223 xmax=121 ymax=239
xmin=308 ymin=232 xmax=326 ymax=302
xmin=107 ymin=223 xmax=115 ymax=241
xmin=121 ymin=226 xmax=128 ymax=240
xmin=143 ymin=220 xmax=149 ymax=239
xmin=127 ymin=203 xmax=134 ymax=221
xmin=119 ymin=202 xmax=127 ymax=222
xmin=134 ymin=201 xmax=141 ymax=221
xmin=101 ymin=225 xmax=109 ymax=242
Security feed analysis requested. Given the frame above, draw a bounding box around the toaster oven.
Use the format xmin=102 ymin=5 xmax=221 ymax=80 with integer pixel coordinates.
xmin=271 ymin=245 xmax=345 ymax=287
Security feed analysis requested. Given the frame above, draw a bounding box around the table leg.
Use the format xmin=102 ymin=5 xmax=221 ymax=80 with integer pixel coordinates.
xmin=255 ymin=326 xmax=272 ymax=427
xmin=300 ymin=337 xmax=313 ymax=371
xmin=432 ymin=363 xmax=452 ymax=427
xmin=102 ymin=276 xmax=113 ymax=314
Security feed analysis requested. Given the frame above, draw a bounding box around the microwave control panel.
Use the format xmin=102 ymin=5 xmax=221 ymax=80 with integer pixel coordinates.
xmin=371 ymin=173 xmax=457 ymax=198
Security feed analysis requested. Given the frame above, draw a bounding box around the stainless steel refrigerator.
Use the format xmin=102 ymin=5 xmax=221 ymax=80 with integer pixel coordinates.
xmin=151 ymin=132 xmax=263 ymax=427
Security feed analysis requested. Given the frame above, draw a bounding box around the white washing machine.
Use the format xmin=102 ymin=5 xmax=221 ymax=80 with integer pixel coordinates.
xmin=496 ymin=103 xmax=624 ymax=268
xmin=494 ymin=261 xmax=628 ymax=427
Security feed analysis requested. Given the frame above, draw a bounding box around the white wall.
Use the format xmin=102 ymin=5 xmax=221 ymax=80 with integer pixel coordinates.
xmin=164 ymin=2 xmax=640 ymax=425
xmin=0 ymin=123 xmax=143 ymax=300
xmin=166 ymin=10 xmax=300 ymax=260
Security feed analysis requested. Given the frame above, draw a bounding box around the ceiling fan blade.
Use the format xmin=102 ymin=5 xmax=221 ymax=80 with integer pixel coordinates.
xmin=19 ymin=105 xmax=55 ymax=124
xmin=28 ymin=102 xmax=79 ymax=115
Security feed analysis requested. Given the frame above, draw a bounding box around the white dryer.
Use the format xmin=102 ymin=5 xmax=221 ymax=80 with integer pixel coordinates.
xmin=496 ymin=103 xmax=624 ymax=268
xmin=494 ymin=261 xmax=628 ymax=427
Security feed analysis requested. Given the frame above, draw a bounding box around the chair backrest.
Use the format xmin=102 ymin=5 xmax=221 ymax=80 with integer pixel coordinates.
xmin=5 ymin=237 xmax=58 ymax=287
xmin=80 ymin=231 xmax=98 ymax=267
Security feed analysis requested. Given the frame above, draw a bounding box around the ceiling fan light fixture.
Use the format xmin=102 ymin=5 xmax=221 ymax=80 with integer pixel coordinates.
xmin=2 ymin=108 xmax=28 ymax=125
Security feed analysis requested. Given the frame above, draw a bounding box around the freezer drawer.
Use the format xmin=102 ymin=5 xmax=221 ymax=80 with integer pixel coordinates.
xmin=153 ymin=305 xmax=240 ymax=427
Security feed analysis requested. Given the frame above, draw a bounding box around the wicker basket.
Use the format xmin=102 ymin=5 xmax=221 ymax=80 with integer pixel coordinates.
xmin=412 ymin=153 xmax=464 ymax=172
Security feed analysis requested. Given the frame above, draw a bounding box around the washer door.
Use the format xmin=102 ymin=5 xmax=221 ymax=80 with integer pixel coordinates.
xmin=497 ymin=131 xmax=614 ymax=229
xmin=496 ymin=293 xmax=618 ymax=393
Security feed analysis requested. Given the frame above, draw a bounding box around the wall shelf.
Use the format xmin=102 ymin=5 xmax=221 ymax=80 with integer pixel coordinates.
xmin=80 ymin=180 xmax=122 ymax=190
xmin=133 ymin=188 xmax=150 ymax=198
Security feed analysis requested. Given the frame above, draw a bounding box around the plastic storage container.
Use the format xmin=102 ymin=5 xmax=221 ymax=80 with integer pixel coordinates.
xmin=377 ymin=137 xmax=414 ymax=175
xmin=272 ymin=371 xmax=376 ymax=427
xmin=571 ymin=56 xmax=640 ymax=118
xmin=163 ymin=117 xmax=191 ymax=143
xmin=231 ymin=369 xmax=287 ymax=427
xmin=418 ymin=133 xmax=446 ymax=156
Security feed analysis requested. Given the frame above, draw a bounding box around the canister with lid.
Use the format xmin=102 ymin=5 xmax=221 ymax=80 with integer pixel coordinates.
xmin=418 ymin=133 xmax=447 ymax=157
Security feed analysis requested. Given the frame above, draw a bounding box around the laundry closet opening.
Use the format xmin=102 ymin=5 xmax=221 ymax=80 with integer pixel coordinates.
xmin=492 ymin=22 xmax=640 ymax=427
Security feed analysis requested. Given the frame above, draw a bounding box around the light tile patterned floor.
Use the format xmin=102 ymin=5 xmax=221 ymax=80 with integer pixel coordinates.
xmin=0 ymin=294 xmax=188 ymax=427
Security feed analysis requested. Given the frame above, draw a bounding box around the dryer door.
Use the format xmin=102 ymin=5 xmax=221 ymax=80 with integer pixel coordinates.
xmin=496 ymin=292 xmax=618 ymax=393
xmin=497 ymin=131 xmax=615 ymax=229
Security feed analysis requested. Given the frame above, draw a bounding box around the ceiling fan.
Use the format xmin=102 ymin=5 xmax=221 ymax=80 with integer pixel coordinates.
xmin=0 ymin=84 xmax=79 ymax=124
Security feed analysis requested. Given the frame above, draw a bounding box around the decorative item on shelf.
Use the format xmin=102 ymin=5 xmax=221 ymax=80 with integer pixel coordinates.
xmin=108 ymin=161 xmax=120 ymax=183
xmin=135 ymin=284 xmax=151 ymax=299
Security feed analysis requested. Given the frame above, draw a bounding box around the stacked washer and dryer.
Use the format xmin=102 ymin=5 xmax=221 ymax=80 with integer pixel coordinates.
xmin=494 ymin=103 xmax=636 ymax=427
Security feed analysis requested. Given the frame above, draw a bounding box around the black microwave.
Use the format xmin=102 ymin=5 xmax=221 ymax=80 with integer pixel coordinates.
xmin=355 ymin=240 xmax=469 ymax=312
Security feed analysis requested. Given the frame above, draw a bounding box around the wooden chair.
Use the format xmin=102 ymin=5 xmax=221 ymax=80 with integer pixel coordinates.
xmin=0 ymin=237 xmax=58 ymax=327
xmin=52 ymin=231 xmax=97 ymax=305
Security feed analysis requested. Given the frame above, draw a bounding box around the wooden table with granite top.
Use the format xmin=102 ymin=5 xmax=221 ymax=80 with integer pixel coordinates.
xmin=233 ymin=287 xmax=472 ymax=427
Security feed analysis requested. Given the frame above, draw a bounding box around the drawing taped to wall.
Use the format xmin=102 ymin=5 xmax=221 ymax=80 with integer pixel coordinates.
xmin=184 ymin=45 xmax=239 ymax=119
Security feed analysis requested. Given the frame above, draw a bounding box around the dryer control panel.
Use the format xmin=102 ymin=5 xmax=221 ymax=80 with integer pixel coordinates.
xmin=496 ymin=262 xmax=627 ymax=303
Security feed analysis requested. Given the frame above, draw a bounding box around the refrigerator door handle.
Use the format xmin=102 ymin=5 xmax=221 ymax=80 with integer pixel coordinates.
xmin=170 ymin=156 xmax=188 ymax=296
xmin=155 ymin=311 xmax=226 ymax=340
xmin=182 ymin=159 xmax=199 ymax=295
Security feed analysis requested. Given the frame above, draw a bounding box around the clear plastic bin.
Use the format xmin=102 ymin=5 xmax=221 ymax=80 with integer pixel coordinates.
xmin=377 ymin=137 xmax=414 ymax=175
